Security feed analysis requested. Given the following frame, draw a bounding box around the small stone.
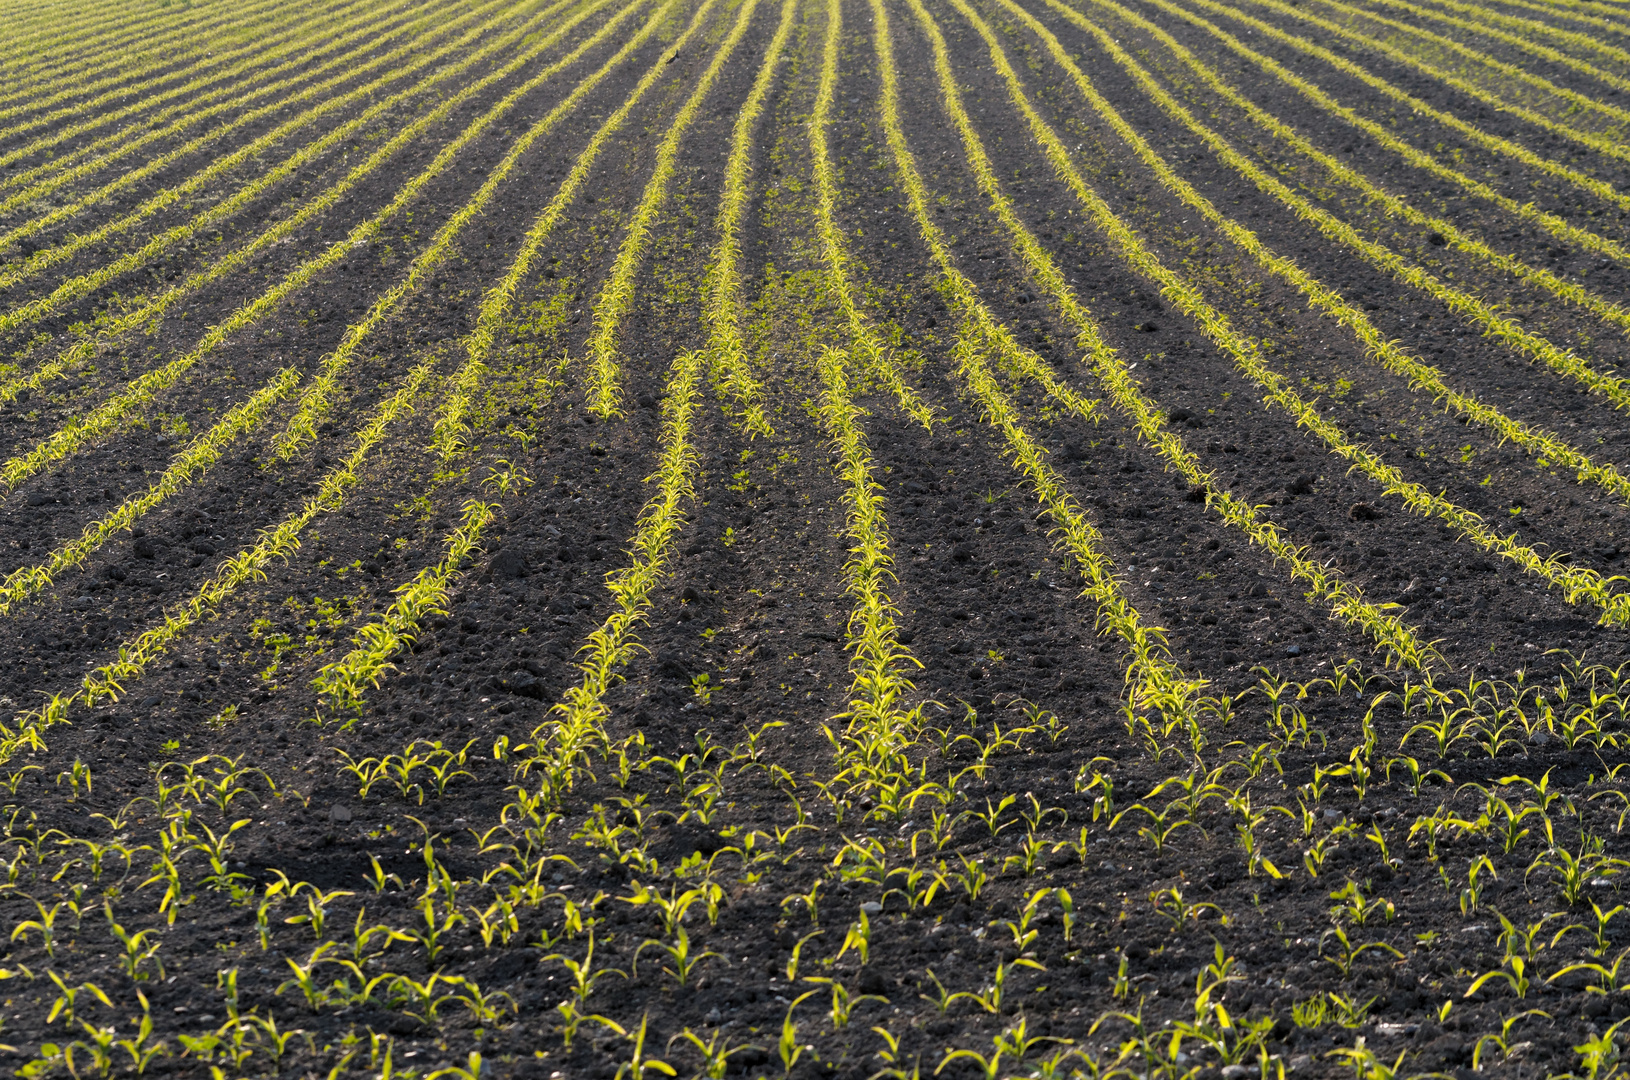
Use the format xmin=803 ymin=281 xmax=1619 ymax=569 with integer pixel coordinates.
xmin=328 ymin=805 xmax=352 ymax=823
xmin=501 ymin=671 xmax=545 ymax=700
xmin=488 ymin=548 xmax=527 ymax=579
xmin=1222 ymin=1066 xmax=1252 ymax=1080
xmin=1285 ymin=644 xmax=1302 ymax=657
xmin=860 ymin=901 xmax=882 ymax=915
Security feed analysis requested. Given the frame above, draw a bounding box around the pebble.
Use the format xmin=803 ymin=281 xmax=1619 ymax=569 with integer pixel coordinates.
xmin=860 ymin=901 xmax=882 ymax=915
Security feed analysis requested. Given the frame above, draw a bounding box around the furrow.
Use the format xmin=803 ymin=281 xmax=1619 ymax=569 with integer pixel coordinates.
xmin=4 ymin=360 xmax=441 ymax=765
xmin=1217 ymin=0 xmax=1630 ymax=165
xmin=0 ymin=0 xmax=332 ymax=146
xmin=0 ymin=0 xmax=296 ymax=118
xmin=0 ymin=369 xmax=304 ymax=615
xmin=0 ymin=0 xmax=453 ymax=218
xmin=702 ymin=0 xmax=800 ymax=434
xmin=310 ymin=498 xmax=499 ymax=724
xmin=809 ymin=0 xmax=938 ymax=428
xmin=1331 ymin=0 xmax=1630 ymax=98
xmin=875 ymin=0 xmax=1318 ymax=724
xmin=1400 ymin=0 xmax=1630 ymax=67
xmin=1157 ymin=0 xmax=1630 ymax=215
xmin=523 ymin=0 xmax=795 ymax=793
xmin=1105 ymin=0 xmax=1630 ymax=297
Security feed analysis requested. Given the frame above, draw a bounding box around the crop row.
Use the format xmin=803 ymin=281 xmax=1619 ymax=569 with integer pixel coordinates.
xmin=8 ymin=0 xmax=1629 ymax=765
xmin=0 ymin=0 xmax=299 ymax=125
xmin=0 ymin=0 xmax=357 ymax=171
xmin=0 ymin=0 xmax=644 ymax=507
xmin=0 ymin=0 xmax=448 ymax=234
xmin=9 ymin=0 xmax=1630 ymax=765
xmin=986 ymin=0 xmax=1630 ymax=633
xmin=0 ymin=0 xmax=580 ymax=337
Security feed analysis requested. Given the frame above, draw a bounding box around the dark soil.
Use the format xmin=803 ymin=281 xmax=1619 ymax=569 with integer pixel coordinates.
xmin=0 ymin=0 xmax=1628 ymax=1077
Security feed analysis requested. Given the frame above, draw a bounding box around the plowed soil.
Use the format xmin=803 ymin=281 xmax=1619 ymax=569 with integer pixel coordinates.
xmin=3 ymin=0 xmax=1630 ymax=1077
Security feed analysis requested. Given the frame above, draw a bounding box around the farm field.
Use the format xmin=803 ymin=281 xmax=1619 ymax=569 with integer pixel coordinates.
xmin=9 ymin=0 xmax=1630 ymax=1074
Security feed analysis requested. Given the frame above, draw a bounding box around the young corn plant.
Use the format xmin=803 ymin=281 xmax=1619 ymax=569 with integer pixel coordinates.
xmin=633 ymin=926 xmax=718 ymax=988
xmin=543 ymin=932 xmax=626 ymax=1005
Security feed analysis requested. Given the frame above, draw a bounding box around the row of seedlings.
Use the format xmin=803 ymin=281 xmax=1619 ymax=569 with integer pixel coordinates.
xmin=0 ymin=0 xmax=657 ymax=508
xmin=928 ymin=0 xmax=1630 ymax=637
xmin=996 ymin=2 xmax=1630 ymax=521
xmin=0 ymin=0 xmax=478 ymax=239
xmin=0 ymin=0 xmax=588 ymax=343
xmin=0 ymin=0 xmax=299 ymax=126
